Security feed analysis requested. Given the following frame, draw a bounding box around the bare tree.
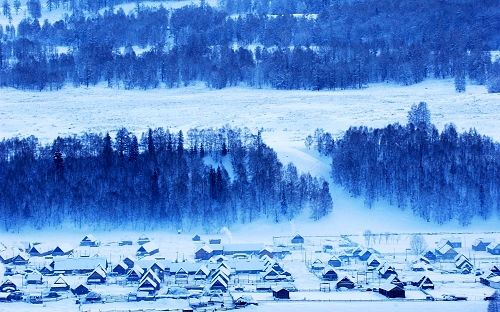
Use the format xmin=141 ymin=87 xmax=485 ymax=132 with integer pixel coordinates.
xmin=410 ymin=234 xmax=427 ymax=256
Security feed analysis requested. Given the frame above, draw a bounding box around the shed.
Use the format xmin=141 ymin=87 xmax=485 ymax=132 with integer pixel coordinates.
xmin=272 ymin=287 xmax=290 ymax=299
xmin=72 ymin=283 xmax=90 ymax=296
xmin=192 ymin=235 xmax=201 ymax=242
xmin=52 ymin=245 xmax=72 ymax=256
xmin=80 ymin=235 xmax=99 ymax=247
xmin=136 ymin=242 xmax=159 ymax=257
xmin=322 ymin=266 xmax=338 ymax=281
xmin=336 ymin=276 xmax=355 ymax=289
xmin=379 ymin=283 xmax=405 ymax=298
xmin=291 ymin=234 xmax=304 ymax=244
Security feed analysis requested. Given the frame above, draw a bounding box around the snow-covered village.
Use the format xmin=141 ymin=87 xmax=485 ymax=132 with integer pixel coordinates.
xmin=0 ymin=230 xmax=498 ymax=312
xmin=0 ymin=0 xmax=500 ymax=311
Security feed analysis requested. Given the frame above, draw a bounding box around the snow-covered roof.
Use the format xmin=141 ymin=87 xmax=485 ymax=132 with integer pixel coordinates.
xmin=52 ymin=275 xmax=69 ymax=287
xmin=223 ymin=243 xmax=265 ymax=253
xmin=53 ymin=257 xmax=107 ymax=271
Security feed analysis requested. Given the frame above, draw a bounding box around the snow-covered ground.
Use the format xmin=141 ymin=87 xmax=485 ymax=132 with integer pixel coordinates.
xmin=0 ymin=79 xmax=499 ymax=233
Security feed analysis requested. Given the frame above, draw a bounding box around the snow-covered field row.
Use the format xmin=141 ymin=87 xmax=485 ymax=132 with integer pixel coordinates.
xmin=1 ymin=80 xmax=499 ymax=232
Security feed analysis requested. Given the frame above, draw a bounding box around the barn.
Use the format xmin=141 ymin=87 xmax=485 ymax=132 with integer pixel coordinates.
xmin=272 ymin=287 xmax=290 ymax=299
xmin=379 ymin=265 xmax=398 ymax=279
xmin=379 ymin=283 xmax=405 ymax=298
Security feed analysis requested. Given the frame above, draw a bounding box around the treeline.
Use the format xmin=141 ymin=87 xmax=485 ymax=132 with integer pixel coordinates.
xmin=0 ymin=127 xmax=333 ymax=231
xmin=0 ymin=0 xmax=499 ymax=90
xmin=310 ymin=103 xmax=500 ymax=225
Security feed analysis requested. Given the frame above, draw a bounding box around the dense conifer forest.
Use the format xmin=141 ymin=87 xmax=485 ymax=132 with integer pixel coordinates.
xmin=0 ymin=127 xmax=333 ymax=230
xmin=0 ymin=0 xmax=499 ymax=90
xmin=311 ymin=103 xmax=500 ymax=225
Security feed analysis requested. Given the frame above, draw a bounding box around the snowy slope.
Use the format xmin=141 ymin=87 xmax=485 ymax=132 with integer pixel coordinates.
xmin=0 ymin=80 xmax=499 ymax=232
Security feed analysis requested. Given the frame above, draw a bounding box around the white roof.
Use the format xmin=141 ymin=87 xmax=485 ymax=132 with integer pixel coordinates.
xmin=53 ymin=257 xmax=106 ymax=271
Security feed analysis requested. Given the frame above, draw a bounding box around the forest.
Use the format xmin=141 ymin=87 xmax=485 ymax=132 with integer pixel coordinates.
xmin=0 ymin=127 xmax=333 ymax=231
xmin=0 ymin=0 xmax=499 ymax=90
xmin=310 ymin=103 xmax=500 ymax=226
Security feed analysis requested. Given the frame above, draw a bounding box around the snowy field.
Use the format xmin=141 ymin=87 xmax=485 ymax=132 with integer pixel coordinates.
xmin=1 ymin=80 xmax=500 ymax=233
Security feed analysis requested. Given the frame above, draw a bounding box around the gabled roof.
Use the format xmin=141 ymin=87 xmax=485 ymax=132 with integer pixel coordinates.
xmin=197 ymin=245 xmax=213 ymax=253
xmin=210 ymin=275 xmax=228 ymax=287
xmin=138 ymin=276 xmax=158 ymax=289
xmin=322 ymin=265 xmax=337 ymax=275
xmin=487 ymin=242 xmax=500 ymax=250
xmin=90 ymin=265 xmax=107 ymax=278
xmin=141 ymin=269 xmax=161 ymax=285
xmin=52 ymin=275 xmax=69 ymax=288
xmin=379 ymin=282 xmax=402 ymax=291
xmin=137 ymin=242 xmax=159 ymax=253
xmin=195 ymin=265 xmax=210 ymax=276
xmin=127 ymin=266 xmax=144 ymax=278
xmin=82 ymin=235 xmax=96 ymax=242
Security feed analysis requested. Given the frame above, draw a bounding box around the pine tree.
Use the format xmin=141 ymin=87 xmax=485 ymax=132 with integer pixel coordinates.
xmin=53 ymin=150 xmax=64 ymax=180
